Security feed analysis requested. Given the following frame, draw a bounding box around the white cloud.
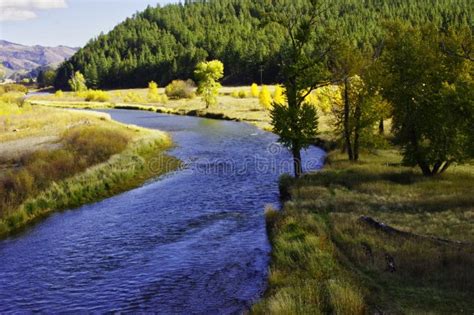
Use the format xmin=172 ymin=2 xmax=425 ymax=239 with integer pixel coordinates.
xmin=0 ymin=8 xmax=37 ymax=21
xmin=0 ymin=0 xmax=67 ymax=21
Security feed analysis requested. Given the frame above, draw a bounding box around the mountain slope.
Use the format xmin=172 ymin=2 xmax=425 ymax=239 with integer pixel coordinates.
xmin=0 ymin=40 xmax=78 ymax=79
xmin=55 ymin=0 xmax=473 ymax=90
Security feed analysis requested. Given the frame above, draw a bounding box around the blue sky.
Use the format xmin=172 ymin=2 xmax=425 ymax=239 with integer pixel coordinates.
xmin=0 ymin=0 xmax=178 ymax=47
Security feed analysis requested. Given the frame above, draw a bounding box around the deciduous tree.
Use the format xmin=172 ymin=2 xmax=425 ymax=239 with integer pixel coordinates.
xmin=380 ymin=22 xmax=473 ymax=175
xmin=194 ymin=60 xmax=224 ymax=108
xmin=68 ymin=71 xmax=87 ymax=92
xmin=268 ymin=0 xmax=333 ymax=177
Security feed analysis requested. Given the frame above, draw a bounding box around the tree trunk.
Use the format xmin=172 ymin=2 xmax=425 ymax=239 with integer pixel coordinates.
xmin=353 ymin=103 xmax=361 ymax=161
xmin=292 ymin=145 xmax=303 ymax=178
xmin=343 ymin=78 xmax=354 ymax=161
xmin=379 ymin=119 xmax=384 ymax=135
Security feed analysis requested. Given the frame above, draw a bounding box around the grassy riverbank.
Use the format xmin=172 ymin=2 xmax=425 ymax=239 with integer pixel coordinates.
xmin=0 ymin=100 xmax=179 ymax=238
xmin=28 ymin=86 xmax=334 ymax=134
xmin=252 ymin=150 xmax=474 ymax=314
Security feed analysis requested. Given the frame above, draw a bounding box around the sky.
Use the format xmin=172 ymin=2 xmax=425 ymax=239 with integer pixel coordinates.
xmin=0 ymin=0 xmax=178 ymax=47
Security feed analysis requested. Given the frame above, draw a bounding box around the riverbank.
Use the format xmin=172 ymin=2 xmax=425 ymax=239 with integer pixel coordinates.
xmin=252 ymin=150 xmax=474 ymax=314
xmin=27 ymin=86 xmax=334 ymax=135
xmin=0 ymin=103 xmax=180 ymax=238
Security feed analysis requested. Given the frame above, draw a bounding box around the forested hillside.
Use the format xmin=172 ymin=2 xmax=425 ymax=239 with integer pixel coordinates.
xmin=54 ymin=0 xmax=472 ymax=89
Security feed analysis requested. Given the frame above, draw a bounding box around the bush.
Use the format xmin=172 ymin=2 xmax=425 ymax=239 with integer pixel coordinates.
xmin=123 ymin=92 xmax=144 ymax=103
xmin=165 ymin=80 xmax=195 ymax=99
xmin=63 ymin=126 xmax=130 ymax=164
xmin=85 ymin=90 xmax=110 ymax=102
xmin=0 ymin=84 xmax=28 ymax=96
xmin=238 ymin=90 xmax=248 ymax=98
xmin=251 ymin=83 xmax=259 ymax=98
xmin=0 ymin=92 xmax=25 ymax=105
xmin=55 ymin=90 xmax=64 ymax=98
xmin=259 ymin=85 xmax=272 ymax=109
xmin=84 ymin=90 xmax=110 ymax=102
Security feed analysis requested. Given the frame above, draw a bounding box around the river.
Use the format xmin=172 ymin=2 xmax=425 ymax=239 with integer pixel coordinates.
xmin=0 ymin=109 xmax=325 ymax=313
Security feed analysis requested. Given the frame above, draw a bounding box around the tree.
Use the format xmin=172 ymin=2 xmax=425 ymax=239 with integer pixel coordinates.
xmin=194 ymin=60 xmax=224 ymax=108
xmin=251 ymin=83 xmax=259 ymax=97
xmin=259 ymin=85 xmax=272 ymax=109
xmin=148 ymin=81 xmax=159 ymax=100
xmin=268 ymin=0 xmax=333 ymax=177
xmin=273 ymin=85 xmax=286 ymax=104
xmin=37 ymin=69 xmax=56 ymax=88
xmin=68 ymin=71 xmax=87 ymax=92
xmin=330 ymin=44 xmax=386 ymax=161
xmin=380 ymin=22 xmax=473 ymax=176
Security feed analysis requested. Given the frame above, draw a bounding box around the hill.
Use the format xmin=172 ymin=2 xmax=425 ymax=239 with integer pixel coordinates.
xmin=54 ymin=0 xmax=472 ymax=90
xmin=0 ymin=40 xmax=77 ymax=80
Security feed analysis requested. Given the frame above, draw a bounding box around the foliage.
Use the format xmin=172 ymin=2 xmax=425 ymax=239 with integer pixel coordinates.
xmin=84 ymin=89 xmax=110 ymax=102
xmin=194 ymin=60 xmax=224 ymax=108
xmin=54 ymin=0 xmax=472 ymax=90
xmin=0 ymin=84 xmax=28 ymax=95
xmin=147 ymin=81 xmax=159 ymax=100
xmin=268 ymin=0 xmax=333 ymax=177
xmin=123 ymin=91 xmax=145 ymax=103
xmin=37 ymin=69 xmax=56 ymax=88
xmin=272 ymin=85 xmax=286 ymax=104
xmin=68 ymin=71 xmax=87 ymax=92
xmin=54 ymin=90 xmax=64 ymax=98
xmin=271 ymin=102 xmax=318 ymax=151
xmin=250 ymin=83 xmax=260 ymax=98
xmin=165 ymin=79 xmax=196 ymax=99
xmin=259 ymin=85 xmax=272 ymax=109
xmin=380 ymin=22 xmax=473 ymax=175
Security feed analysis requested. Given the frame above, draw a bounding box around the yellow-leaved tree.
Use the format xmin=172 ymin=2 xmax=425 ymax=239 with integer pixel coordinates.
xmin=148 ymin=81 xmax=159 ymax=100
xmin=250 ymin=83 xmax=259 ymax=98
xmin=195 ymin=60 xmax=224 ymax=108
xmin=259 ymin=85 xmax=272 ymax=109
xmin=273 ymin=85 xmax=286 ymax=104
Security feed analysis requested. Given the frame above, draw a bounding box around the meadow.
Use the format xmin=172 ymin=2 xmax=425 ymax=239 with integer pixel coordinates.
xmin=28 ymin=86 xmax=334 ymax=134
xmin=252 ymin=151 xmax=474 ymax=314
xmin=0 ymin=88 xmax=179 ymax=237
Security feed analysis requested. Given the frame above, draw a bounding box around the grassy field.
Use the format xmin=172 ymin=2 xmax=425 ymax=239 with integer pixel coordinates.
xmin=0 ymin=96 xmax=179 ymax=238
xmin=252 ymin=151 xmax=474 ymax=314
xmin=28 ymin=86 xmax=334 ymax=133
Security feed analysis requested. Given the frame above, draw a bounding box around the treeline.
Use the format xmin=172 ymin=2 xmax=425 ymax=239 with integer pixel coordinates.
xmin=54 ymin=0 xmax=472 ymax=90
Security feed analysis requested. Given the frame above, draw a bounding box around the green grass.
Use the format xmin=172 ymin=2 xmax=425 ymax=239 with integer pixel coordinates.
xmin=253 ymin=150 xmax=474 ymax=314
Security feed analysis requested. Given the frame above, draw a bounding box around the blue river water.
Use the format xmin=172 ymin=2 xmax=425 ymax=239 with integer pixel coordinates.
xmin=0 ymin=110 xmax=325 ymax=313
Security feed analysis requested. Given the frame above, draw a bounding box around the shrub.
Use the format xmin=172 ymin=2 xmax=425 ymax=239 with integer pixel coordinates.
xmin=84 ymin=90 xmax=110 ymax=102
xmin=165 ymin=80 xmax=195 ymax=99
xmin=259 ymin=85 xmax=272 ymax=109
xmin=0 ymin=84 xmax=28 ymax=95
xmin=55 ymin=90 xmax=64 ymax=98
xmin=231 ymin=91 xmax=239 ymax=98
xmin=238 ymin=90 xmax=248 ymax=98
xmin=147 ymin=81 xmax=168 ymax=103
xmin=273 ymin=85 xmax=286 ymax=104
xmin=0 ymin=92 xmax=25 ymax=105
xmin=63 ymin=126 xmax=130 ymax=164
xmin=123 ymin=92 xmax=144 ymax=103
xmin=251 ymin=83 xmax=259 ymax=98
